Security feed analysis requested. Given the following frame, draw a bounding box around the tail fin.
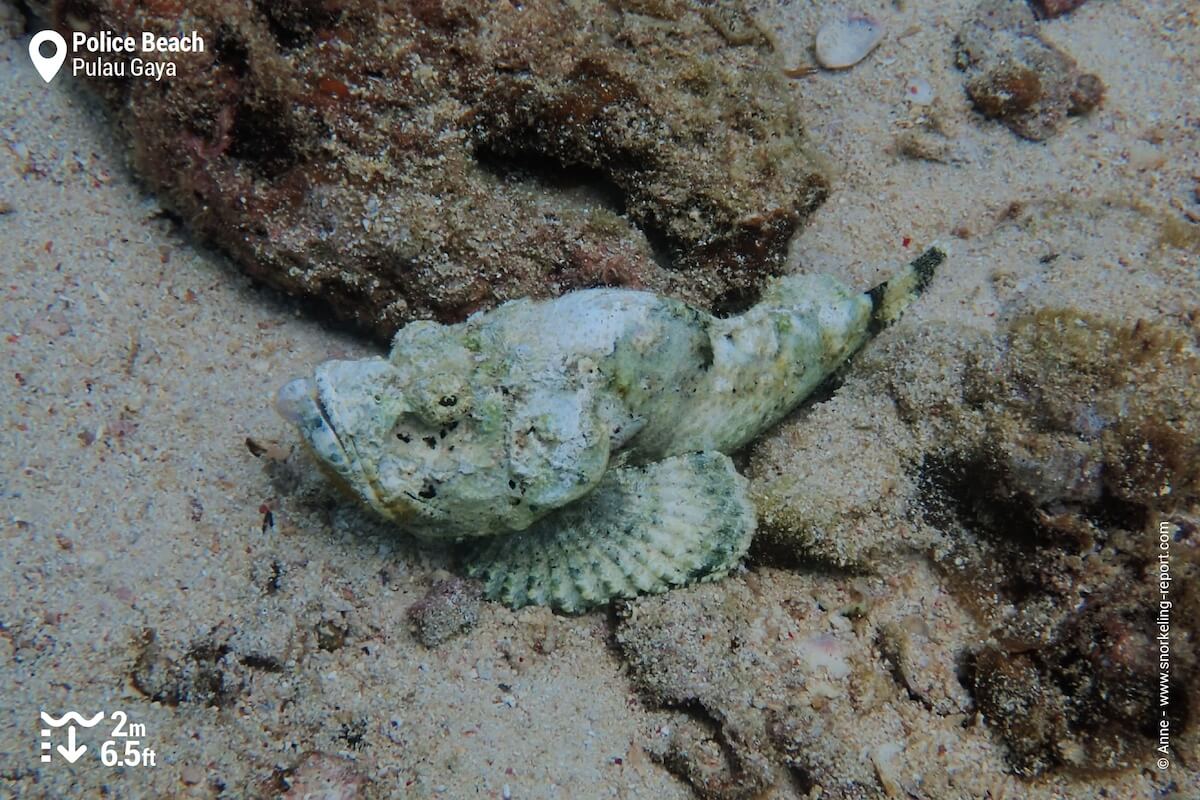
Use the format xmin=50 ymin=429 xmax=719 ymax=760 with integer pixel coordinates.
xmin=865 ymin=246 xmax=945 ymax=335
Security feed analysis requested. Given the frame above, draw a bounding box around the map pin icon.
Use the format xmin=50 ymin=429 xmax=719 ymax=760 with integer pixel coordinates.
xmin=29 ymin=30 xmax=67 ymax=83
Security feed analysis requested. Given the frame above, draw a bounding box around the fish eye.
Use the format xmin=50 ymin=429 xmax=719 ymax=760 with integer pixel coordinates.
xmin=412 ymin=376 xmax=471 ymax=426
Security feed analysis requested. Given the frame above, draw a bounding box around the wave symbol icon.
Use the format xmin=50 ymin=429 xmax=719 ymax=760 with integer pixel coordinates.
xmin=40 ymin=711 xmax=105 ymax=728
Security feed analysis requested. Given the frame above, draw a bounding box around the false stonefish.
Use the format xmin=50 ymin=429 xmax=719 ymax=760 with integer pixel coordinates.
xmin=277 ymin=248 xmax=944 ymax=612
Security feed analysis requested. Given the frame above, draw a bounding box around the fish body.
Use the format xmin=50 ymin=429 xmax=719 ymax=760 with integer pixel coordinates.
xmin=278 ymin=248 xmax=943 ymax=610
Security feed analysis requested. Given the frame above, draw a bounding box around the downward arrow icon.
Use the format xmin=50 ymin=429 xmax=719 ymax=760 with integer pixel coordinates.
xmin=57 ymin=726 xmax=87 ymax=764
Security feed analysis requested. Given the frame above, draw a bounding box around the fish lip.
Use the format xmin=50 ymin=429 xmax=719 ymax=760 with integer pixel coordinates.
xmin=312 ymin=370 xmax=388 ymax=511
xmin=278 ymin=374 xmax=386 ymax=512
xmin=312 ymin=390 xmax=342 ymax=450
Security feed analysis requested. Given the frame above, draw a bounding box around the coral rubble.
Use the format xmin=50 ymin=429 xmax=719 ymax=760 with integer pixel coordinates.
xmin=744 ymin=301 xmax=1200 ymax=785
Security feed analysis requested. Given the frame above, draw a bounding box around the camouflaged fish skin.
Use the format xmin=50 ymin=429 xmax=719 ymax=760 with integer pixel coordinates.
xmin=277 ymin=273 xmax=871 ymax=540
xmin=277 ymin=249 xmax=944 ymax=611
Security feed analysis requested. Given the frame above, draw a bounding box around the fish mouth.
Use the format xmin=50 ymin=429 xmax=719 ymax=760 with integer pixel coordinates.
xmin=275 ymin=375 xmax=384 ymax=511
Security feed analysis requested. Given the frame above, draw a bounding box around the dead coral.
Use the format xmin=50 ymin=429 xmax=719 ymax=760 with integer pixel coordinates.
xmin=955 ymin=0 xmax=1104 ymax=140
xmin=51 ymin=0 xmax=827 ymax=341
xmin=617 ymin=566 xmax=1031 ymax=800
xmin=920 ymin=310 xmax=1200 ymax=774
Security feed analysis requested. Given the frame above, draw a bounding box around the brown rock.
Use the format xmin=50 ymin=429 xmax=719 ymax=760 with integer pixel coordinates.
xmin=1029 ymin=0 xmax=1092 ymax=18
xmin=972 ymin=589 xmax=1185 ymax=775
xmin=973 ymin=648 xmax=1069 ymax=776
xmin=956 ymin=0 xmax=1104 ymax=140
xmin=51 ymin=0 xmax=827 ymax=342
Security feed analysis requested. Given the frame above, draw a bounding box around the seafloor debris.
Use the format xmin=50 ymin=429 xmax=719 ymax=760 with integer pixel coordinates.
xmin=275 ymin=752 xmax=372 ymax=800
xmin=50 ymin=0 xmax=828 ymax=342
xmin=814 ymin=13 xmax=885 ymax=70
xmin=279 ymin=251 xmax=944 ymax=611
xmin=740 ymin=294 xmax=1199 ymax=784
xmin=1029 ymin=0 xmax=1092 ymax=18
xmin=406 ymin=577 xmax=482 ymax=648
xmin=902 ymin=76 xmax=935 ymax=106
xmin=130 ymin=628 xmax=242 ymax=708
xmin=892 ymin=130 xmax=959 ymax=164
xmin=129 ymin=609 xmax=316 ymax=706
xmin=618 ymin=567 xmax=997 ymax=800
xmin=955 ymin=0 xmax=1104 ymax=140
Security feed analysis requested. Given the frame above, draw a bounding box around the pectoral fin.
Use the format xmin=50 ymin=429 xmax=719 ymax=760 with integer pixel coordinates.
xmin=465 ymin=451 xmax=755 ymax=613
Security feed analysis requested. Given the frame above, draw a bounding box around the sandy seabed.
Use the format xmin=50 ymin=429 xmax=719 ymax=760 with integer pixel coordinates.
xmin=1 ymin=1 xmax=1198 ymax=798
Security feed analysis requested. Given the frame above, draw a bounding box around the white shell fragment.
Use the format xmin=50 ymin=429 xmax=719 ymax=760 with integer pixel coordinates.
xmin=279 ymin=248 xmax=945 ymax=611
xmin=815 ymin=13 xmax=885 ymax=70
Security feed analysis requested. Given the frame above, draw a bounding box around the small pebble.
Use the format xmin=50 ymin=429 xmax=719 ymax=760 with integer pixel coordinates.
xmin=385 ymin=718 xmax=405 ymax=745
xmin=904 ymin=77 xmax=934 ymax=105
xmin=815 ymin=13 xmax=885 ymax=70
xmin=407 ymin=577 xmax=483 ymax=648
xmin=180 ymin=765 xmax=204 ymax=785
xmin=1030 ymin=0 xmax=1090 ymax=18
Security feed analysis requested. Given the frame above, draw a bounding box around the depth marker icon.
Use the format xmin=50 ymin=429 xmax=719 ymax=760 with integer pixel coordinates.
xmin=39 ymin=711 xmax=104 ymax=764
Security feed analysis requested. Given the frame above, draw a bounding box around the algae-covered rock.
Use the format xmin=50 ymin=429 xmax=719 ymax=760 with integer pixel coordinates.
xmin=50 ymin=0 xmax=827 ymax=341
xmin=616 ymin=565 xmax=1031 ymax=800
xmin=742 ymin=298 xmax=1200 ymax=779
xmin=964 ymin=310 xmax=1200 ymax=521
xmin=955 ymin=0 xmax=1104 ymax=140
